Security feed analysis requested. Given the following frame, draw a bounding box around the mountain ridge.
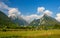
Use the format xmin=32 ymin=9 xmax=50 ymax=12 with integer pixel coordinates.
xmin=29 ymin=14 xmax=60 ymax=30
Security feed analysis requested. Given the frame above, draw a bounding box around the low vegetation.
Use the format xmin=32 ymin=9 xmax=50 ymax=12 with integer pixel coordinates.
xmin=0 ymin=30 xmax=60 ymax=38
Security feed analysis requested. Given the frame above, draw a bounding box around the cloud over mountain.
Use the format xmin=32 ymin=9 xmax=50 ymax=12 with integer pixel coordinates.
xmin=0 ymin=2 xmax=21 ymax=19
xmin=44 ymin=10 xmax=52 ymax=16
xmin=37 ymin=7 xmax=52 ymax=16
xmin=22 ymin=14 xmax=43 ymax=23
xmin=0 ymin=2 xmax=53 ymax=22
xmin=37 ymin=7 xmax=45 ymax=13
xmin=8 ymin=8 xmax=21 ymax=19
xmin=55 ymin=13 xmax=60 ymax=22
xmin=0 ymin=2 xmax=60 ymax=23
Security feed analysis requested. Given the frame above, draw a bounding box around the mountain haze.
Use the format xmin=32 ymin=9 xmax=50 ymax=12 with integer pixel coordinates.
xmin=12 ymin=16 xmax=28 ymax=26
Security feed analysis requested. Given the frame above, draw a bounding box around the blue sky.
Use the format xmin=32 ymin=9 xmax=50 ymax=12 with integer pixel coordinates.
xmin=0 ymin=0 xmax=60 ymax=22
xmin=0 ymin=0 xmax=60 ymax=15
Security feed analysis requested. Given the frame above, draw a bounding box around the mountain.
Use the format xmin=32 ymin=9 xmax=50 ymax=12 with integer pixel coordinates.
xmin=0 ymin=11 xmax=17 ymax=29
xmin=30 ymin=14 xmax=60 ymax=30
xmin=10 ymin=16 xmax=28 ymax=26
xmin=29 ymin=19 xmax=40 ymax=27
xmin=40 ymin=14 xmax=58 ymax=26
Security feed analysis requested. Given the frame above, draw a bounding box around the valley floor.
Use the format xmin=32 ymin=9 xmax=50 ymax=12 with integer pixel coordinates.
xmin=0 ymin=29 xmax=60 ymax=38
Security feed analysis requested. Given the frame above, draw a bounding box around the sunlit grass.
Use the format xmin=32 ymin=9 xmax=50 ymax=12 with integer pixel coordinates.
xmin=0 ymin=29 xmax=60 ymax=38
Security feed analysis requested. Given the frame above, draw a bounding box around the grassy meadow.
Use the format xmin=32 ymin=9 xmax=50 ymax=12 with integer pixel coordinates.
xmin=0 ymin=29 xmax=60 ymax=38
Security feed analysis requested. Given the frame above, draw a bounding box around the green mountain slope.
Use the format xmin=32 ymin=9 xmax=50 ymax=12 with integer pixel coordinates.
xmin=30 ymin=14 xmax=60 ymax=30
xmin=0 ymin=11 xmax=18 ymax=29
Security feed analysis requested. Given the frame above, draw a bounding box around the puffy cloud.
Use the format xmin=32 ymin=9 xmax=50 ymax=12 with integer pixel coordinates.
xmin=55 ymin=13 xmax=60 ymax=22
xmin=8 ymin=8 xmax=21 ymax=19
xmin=0 ymin=2 xmax=21 ymax=19
xmin=0 ymin=2 xmax=53 ymax=22
xmin=22 ymin=14 xmax=43 ymax=23
xmin=37 ymin=7 xmax=45 ymax=13
xmin=44 ymin=10 xmax=52 ymax=16
xmin=37 ymin=7 xmax=52 ymax=16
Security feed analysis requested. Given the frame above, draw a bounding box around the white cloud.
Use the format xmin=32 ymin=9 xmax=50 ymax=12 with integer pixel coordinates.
xmin=0 ymin=2 xmax=53 ymax=22
xmin=8 ymin=8 xmax=21 ymax=19
xmin=0 ymin=2 xmax=10 ymax=10
xmin=0 ymin=2 xmax=21 ymax=19
xmin=37 ymin=7 xmax=52 ymax=16
xmin=43 ymin=10 xmax=52 ymax=16
xmin=22 ymin=14 xmax=43 ymax=23
xmin=37 ymin=7 xmax=45 ymax=13
xmin=55 ymin=13 xmax=60 ymax=22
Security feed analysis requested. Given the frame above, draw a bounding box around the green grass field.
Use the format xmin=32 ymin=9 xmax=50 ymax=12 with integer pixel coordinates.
xmin=0 ymin=29 xmax=60 ymax=38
